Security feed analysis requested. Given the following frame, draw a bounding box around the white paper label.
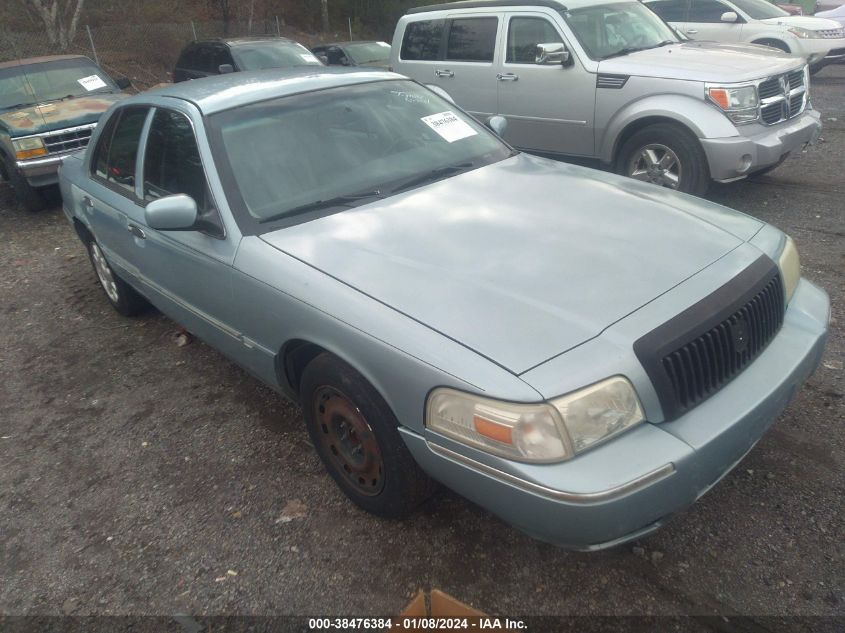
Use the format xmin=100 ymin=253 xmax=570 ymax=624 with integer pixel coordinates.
xmin=377 ymin=41 xmax=390 ymax=47
xmin=420 ymin=111 xmax=478 ymax=143
xmin=300 ymin=53 xmax=319 ymax=63
xmin=77 ymin=74 xmax=107 ymax=91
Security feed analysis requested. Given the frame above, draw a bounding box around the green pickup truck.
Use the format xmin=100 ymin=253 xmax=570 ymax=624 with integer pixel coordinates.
xmin=0 ymin=54 xmax=128 ymax=211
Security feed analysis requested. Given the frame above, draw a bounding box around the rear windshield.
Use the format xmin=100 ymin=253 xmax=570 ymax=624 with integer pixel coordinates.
xmin=231 ymin=41 xmax=323 ymax=70
xmin=0 ymin=58 xmax=117 ymax=111
xmin=344 ymin=42 xmax=391 ymax=65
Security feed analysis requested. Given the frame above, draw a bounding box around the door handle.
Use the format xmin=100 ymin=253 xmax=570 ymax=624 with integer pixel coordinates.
xmin=685 ymin=29 xmax=698 ymax=34
xmin=127 ymin=224 xmax=146 ymax=240
xmin=434 ymin=69 xmax=454 ymax=78
xmin=496 ymin=73 xmax=519 ymax=82
xmin=82 ymin=195 xmax=94 ymax=209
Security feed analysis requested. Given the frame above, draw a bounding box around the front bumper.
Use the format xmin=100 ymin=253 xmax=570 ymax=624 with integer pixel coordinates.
xmin=400 ymin=278 xmax=829 ymax=550
xmin=700 ymin=108 xmax=821 ymax=182
xmin=15 ymin=154 xmax=66 ymax=187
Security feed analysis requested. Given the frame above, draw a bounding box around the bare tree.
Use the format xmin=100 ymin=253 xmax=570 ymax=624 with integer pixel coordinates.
xmin=321 ymin=0 xmax=329 ymax=33
xmin=26 ymin=0 xmax=85 ymax=50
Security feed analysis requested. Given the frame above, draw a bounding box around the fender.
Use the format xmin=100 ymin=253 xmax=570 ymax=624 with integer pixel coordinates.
xmin=598 ymin=94 xmax=738 ymax=165
xmin=744 ymin=32 xmax=794 ymax=51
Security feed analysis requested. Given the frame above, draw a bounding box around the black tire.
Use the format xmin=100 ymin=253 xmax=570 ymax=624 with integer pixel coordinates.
xmin=6 ymin=161 xmax=47 ymax=212
xmin=86 ymin=239 xmax=148 ymax=317
xmin=752 ymin=39 xmax=790 ymax=54
xmin=616 ymin=123 xmax=710 ymax=197
xmin=300 ymin=353 xmax=435 ymax=518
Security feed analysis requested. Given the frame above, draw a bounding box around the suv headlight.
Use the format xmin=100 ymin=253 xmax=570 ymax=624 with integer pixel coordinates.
xmin=426 ymin=377 xmax=645 ymax=463
xmin=12 ymin=136 xmax=47 ymax=160
xmin=778 ymin=235 xmax=800 ymax=304
xmin=706 ymin=85 xmax=759 ymax=124
xmin=787 ymin=26 xmax=819 ymax=39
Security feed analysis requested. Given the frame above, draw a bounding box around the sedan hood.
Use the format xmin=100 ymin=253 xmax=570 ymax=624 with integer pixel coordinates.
xmin=0 ymin=93 xmax=124 ymax=137
xmin=260 ymin=155 xmax=760 ymax=374
xmin=759 ymin=15 xmax=842 ymax=29
xmin=599 ymin=41 xmax=802 ymax=82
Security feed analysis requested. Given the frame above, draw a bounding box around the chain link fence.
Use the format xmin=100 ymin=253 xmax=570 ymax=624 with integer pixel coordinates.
xmin=0 ymin=19 xmax=337 ymax=91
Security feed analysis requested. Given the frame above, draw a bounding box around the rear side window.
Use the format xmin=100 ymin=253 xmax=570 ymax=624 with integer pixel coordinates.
xmin=92 ymin=106 xmax=149 ymax=194
xmin=446 ymin=17 xmax=498 ymax=62
xmin=143 ymin=109 xmax=210 ymax=212
xmin=401 ymin=19 xmax=445 ymax=60
xmin=646 ymin=0 xmax=689 ymax=21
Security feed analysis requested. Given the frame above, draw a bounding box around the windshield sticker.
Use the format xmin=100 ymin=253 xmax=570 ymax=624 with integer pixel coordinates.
xmin=77 ymin=74 xmax=107 ymax=91
xmin=420 ymin=111 xmax=477 ymax=143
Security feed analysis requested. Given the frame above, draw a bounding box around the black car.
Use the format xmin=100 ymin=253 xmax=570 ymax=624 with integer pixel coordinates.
xmin=311 ymin=41 xmax=391 ymax=69
xmin=173 ymin=37 xmax=323 ymax=82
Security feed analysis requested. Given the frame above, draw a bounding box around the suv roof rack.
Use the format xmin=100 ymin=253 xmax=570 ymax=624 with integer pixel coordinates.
xmin=407 ymin=0 xmax=567 ymax=15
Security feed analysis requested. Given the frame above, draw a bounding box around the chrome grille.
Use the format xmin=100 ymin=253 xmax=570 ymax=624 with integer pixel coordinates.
xmin=41 ymin=124 xmax=96 ymax=155
xmin=818 ymin=27 xmax=845 ymax=38
xmin=758 ymin=69 xmax=806 ymax=126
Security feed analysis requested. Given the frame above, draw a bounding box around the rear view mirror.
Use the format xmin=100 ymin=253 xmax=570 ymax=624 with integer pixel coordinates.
xmin=115 ymin=77 xmax=131 ymax=90
xmin=487 ymin=116 xmax=508 ymax=137
xmin=536 ymin=43 xmax=573 ymax=67
xmin=145 ymin=194 xmax=198 ymax=231
xmin=720 ymin=11 xmax=739 ymax=22
xmin=218 ymin=63 xmax=234 ymax=74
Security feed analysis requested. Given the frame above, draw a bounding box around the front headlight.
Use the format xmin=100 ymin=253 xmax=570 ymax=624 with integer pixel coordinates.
xmin=12 ymin=136 xmax=47 ymax=160
xmin=778 ymin=235 xmax=801 ymax=304
xmin=706 ymin=85 xmax=759 ymax=124
xmin=425 ymin=377 xmax=645 ymax=463
xmin=788 ymin=26 xmax=819 ymax=39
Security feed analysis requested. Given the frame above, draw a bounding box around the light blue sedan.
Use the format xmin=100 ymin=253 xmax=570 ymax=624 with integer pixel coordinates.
xmin=59 ymin=68 xmax=829 ymax=550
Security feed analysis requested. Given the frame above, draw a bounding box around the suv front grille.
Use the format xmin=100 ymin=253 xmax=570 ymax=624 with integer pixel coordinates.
xmin=41 ymin=124 xmax=96 ymax=155
xmin=818 ymin=27 xmax=845 ymax=38
xmin=758 ymin=69 xmax=806 ymax=126
xmin=634 ymin=258 xmax=785 ymax=421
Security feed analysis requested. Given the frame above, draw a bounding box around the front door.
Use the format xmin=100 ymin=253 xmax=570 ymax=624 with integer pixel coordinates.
xmin=496 ymin=13 xmax=595 ymax=156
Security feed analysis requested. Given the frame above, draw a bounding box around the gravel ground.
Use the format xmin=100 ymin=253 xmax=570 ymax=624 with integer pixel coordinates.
xmin=1 ymin=65 xmax=843 ymax=623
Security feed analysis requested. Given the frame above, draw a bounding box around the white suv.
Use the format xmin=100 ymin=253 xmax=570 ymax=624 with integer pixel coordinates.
xmin=646 ymin=0 xmax=845 ymax=71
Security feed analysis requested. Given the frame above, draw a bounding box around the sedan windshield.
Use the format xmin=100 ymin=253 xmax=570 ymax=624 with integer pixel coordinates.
xmin=230 ymin=41 xmax=323 ymax=70
xmin=0 ymin=58 xmax=117 ymax=111
xmin=730 ymin=0 xmax=789 ymax=19
xmin=562 ymin=2 xmax=680 ymax=60
xmin=344 ymin=42 xmax=391 ymax=65
xmin=209 ymin=80 xmax=512 ymax=230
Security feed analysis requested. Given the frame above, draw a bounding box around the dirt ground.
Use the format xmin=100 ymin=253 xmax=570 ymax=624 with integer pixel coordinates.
xmin=1 ymin=65 xmax=843 ymax=625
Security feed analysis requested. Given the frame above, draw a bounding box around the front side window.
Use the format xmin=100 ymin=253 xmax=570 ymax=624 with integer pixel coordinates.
xmin=728 ymin=0 xmax=788 ymax=18
xmin=687 ymin=0 xmax=734 ymax=22
xmin=92 ymin=106 xmax=149 ymax=193
xmin=562 ymin=2 xmax=680 ymax=60
xmin=401 ymin=19 xmax=446 ymax=60
xmin=446 ymin=17 xmax=499 ymax=62
xmin=506 ymin=17 xmax=564 ymax=63
xmin=230 ymin=41 xmax=322 ymax=70
xmin=208 ymin=80 xmax=512 ymax=233
xmin=143 ymin=109 xmax=208 ymax=209
xmin=645 ymin=0 xmax=689 ymax=22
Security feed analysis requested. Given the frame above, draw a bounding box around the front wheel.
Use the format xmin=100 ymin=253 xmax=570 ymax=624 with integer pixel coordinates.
xmin=87 ymin=240 xmax=148 ymax=316
xmin=616 ymin=123 xmax=710 ymax=197
xmin=300 ymin=353 xmax=435 ymax=518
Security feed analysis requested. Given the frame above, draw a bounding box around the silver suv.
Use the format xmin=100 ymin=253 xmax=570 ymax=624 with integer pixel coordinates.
xmin=390 ymin=0 xmax=822 ymax=195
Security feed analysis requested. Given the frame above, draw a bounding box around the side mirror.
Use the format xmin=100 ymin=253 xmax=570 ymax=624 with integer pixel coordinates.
xmin=425 ymin=84 xmax=455 ymax=104
xmin=145 ymin=194 xmax=198 ymax=231
xmin=218 ymin=63 xmax=234 ymax=74
xmin=486 ymin=115 xmax=508 ymax=137
xmin=536 ymin=43 xmax=573 ymax=67
xmin=115 ymin=77 xmax=131 ymax=90
xmin=720 ymin=11 xmax=739 ymax=22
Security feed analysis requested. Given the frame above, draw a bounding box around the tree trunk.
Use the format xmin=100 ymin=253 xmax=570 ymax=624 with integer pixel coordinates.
xmin=27 ymin=0 xmax=84 ymax=50
xmin=321 ymin=0 xmax=329 ymax=33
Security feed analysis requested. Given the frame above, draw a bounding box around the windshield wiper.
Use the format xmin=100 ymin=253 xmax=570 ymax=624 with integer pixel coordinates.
xmin=259 ymin=189 xmax=384 ymax=223
xmin=390 ymin=162 xmax=475 ymax=194
xmin=601 ymin=40 xmax=675 ymax=60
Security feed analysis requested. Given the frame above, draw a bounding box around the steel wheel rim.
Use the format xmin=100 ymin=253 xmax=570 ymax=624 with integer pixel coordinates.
xmin=91 ymin=243 xmax=119 ymax=304
xmin=628 ymin=144 xmax=682 ymax=189
xmin=313 ymin=386 xmax=385 ymax=496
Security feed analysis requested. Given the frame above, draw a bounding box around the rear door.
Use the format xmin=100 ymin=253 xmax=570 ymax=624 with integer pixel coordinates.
xmin=496 ymin=12 xmax=595 ymax=156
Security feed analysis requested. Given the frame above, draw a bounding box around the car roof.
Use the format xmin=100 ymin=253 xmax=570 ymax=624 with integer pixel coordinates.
xmin=192 ymin=36 xmax=296 ymax=47
xmin=0 ymin=54 xmax=90 ymax=70
xmin=314 ymin=40 xmax=385 ymax=47
xmin=407 ymin=0 xmax=568 ymax=14
xmin=140 ymin=67 xmax=401 ymax=115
